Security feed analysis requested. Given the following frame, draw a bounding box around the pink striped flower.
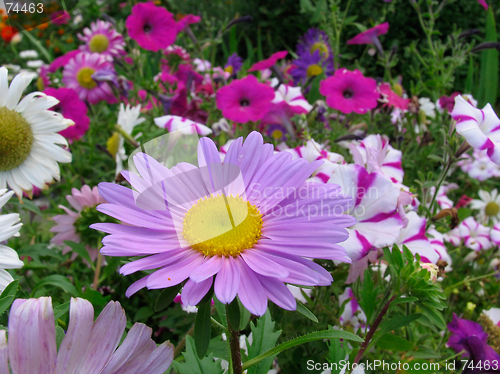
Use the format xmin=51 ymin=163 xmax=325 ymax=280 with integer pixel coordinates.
xmin=451 ymin=95 xmax=500 ymax=165
xmin=458 ymin=216 xmax=492 ymax=251
xmin=427 ymin=227 xmax=453 ymax=272
xmin=154 ymin=115 xmax=212 ymax=135
xmin=0 ymin=297 xmax=173 ymax=373
xmin=339 ymin=287 xmax=367 ymax=332
xmin=328 ymin=164 xmax=403 ymax=262
xmin=491 ymin=223 xmax=500 ymax=246
xmin=91 ymin=132 xmax=355 ymax=316
xmin=349 ymin=134 xmax=403 ymax=184
xmin=395 ymin=212 xmax=439 ymax=263
xmin=271 ymin=79 xmax=312 ymax=114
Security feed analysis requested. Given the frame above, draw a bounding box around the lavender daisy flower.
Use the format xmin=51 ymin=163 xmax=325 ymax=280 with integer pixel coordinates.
xmin=78 ymin=20 xmax=126 ymax=61
xmin=292 ymin=28 xmax=335 ymax=85
xmin=224 ymin=53 xmax=243 ymax=76
xmin=0 ymin=297 xmax=174 ymax=373
xmin=92 ymin=132 xmax=355 ymax=316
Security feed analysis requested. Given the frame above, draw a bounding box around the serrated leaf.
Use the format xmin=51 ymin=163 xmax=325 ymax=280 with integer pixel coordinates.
xmin=327 ymin=331 xmax=348 ymax=374
xmin=33 ymin=275 xmax=78 ymax=296
xmin=296 ymin=301 xmax=318 ymax=323
xmin=64 ymin=241 xmax=95 ymax=269
xmin=0 ymin=280 xmax=19 ymax=317
xmin=246 ymin=309 xmax=282 ymax=374
xmin=376 ymin=314 xmax=421 ymax=341
xmin=358 ymin=269 xmax=376 ymax=323
xmin=154 ymin=284 xmax=183 ymax=312
xmin=172 ymin=335 xmax=224 ymax=374
xmin=194 ymin=301 xmax=212 ymax=359
xmin=243 ymin=329 xmax=363 ymax=371
xmin=238 ymin=298 xmax=252 ymax=331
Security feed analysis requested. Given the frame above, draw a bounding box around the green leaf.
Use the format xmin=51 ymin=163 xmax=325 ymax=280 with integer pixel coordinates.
xmin=33 ymin=275 xmax=78 ymax=296
xmin=377 ymin=333 xmax=414 ymax=351
xmin=327 ymin=331 xmax=349 ymax=374
xmin=376 ymin=314 xmax=422 ymax=341
xmin=306 ymin=74 xmax=325 ymax=103
xmin=172 ymin=335 xmax=224 ymax=374
xmin=420 ymin=305 xmax=446 ymax=330
xmin=226 ymin=298 xmax=240 ymax=331
xmin=295 ymin=301 xmax=318 ymax=323
xmin=243 ymin=329 xmax=363 ymax=371
xmin=358 ymin=269 xmax=376 ymax=323
xmin=246 ymin=309 xmax=282 ymax=374
xmin=154 ymin=284 xmax=183 ymax=312
xmin=194 ymin=301 xmax=212 ymax=359
xmin=0 ymin=280 xmax=19 ymax=317
xmin=55 ymin=325 xmax=66 ymax=350
xmin=477 ymin=8 xmax=498 ymax=107
xmin=213 ymin=296 xmax=228 ymax=329
xmin=133 ymin=306 xmax=154 ymax=322
xmin=64 ymin=241 xmax=94 ymax=269
xmin=53 ymin=301 xmax=70 ymax=321
xmin=238 ymin=298 xmax=252 ymax=331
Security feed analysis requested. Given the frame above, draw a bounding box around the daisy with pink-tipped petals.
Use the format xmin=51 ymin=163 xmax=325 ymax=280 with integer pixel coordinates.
xmin=78 ymin=20 xmax=126 ymax=61
xmin=1 ymin=297 xmax=174 ymax=373
xmin=154 ymin=115 xmax=212 ymax=135
xmin=451 ymin=95 xmax=500 ymax=165
xmin=320 ymin=69 xmax=379 ymax=114
xmin=62 ymin=53 xmax=117 ymax=104
xmin=50 ymin=185 xmax=107 ymax=262
xmin=92 ymin=132 xmax=355 ymax=316
xmin=328 ymin=164 xmax=403 ymax=262
xmin=216 ymin=75 xmax=275 ymax=124
xmin=458 ymin=216 xmax=492 ymax=251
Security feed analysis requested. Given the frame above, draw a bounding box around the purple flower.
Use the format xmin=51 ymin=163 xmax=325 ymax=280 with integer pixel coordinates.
xmin=224 ymin=53 xmax=243 ymax=75
xmin=447 ymin=313 xmax=500 ymax=370
xmin=0 ymin=297 xmax=174 ymax=373
xmin=291 ymin=29 xmax=335 ymax=85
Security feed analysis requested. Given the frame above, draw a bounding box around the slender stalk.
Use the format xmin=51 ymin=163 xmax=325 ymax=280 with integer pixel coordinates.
xmin=353 ymin=295 xmax=397 ymax=364
xmin=227 ymin=305 xmax=243 ymax=374
xmin=92 ymin=240 xmax=103 ymax=290
xmin=444 ymin=271 xmax=498 ymax=292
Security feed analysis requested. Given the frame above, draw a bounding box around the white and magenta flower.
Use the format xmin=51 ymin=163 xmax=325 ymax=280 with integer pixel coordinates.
xmin=435 ymin=183 xmax=459 ymax=210
xmin=458 ymin=217 xmax=492 ymax=251
xmin=427 ymin=227 xmax=453 ymax=272
xmin=78 ymin=20 xmax=126 ymax=61
xmin=458 ymin=149 xmax=500 ymax=181
xmin=328 ymin=164 xmax=403 ymax=262
xmin=339 ymin=287 xmax=367 ymax=332
xmin=92 ymin=132 xmax=355 ymax=316
xmin=492 ymin=223 xmax=500 ymax=246
xmin=395 ymin=212 xmax=439 ymax=263
xmin=50 ymin=185 xmax=107 ymax=262
xmin=349 ymin=134 xmax=403 ymax=184
xmin=154 ymin=115 xmax=212 ymax=136
xmin=271 ymin=78 xmax=312 ymax=114
xmin=0 ymin=297 xmax=173 ymax=373
xmin=62 ymin=53 xmax=117 ymax=104
xmin=451 ymin=95 xmax=500 ymax=165
xmin=0 ymin=189 xmax=24 ymax=291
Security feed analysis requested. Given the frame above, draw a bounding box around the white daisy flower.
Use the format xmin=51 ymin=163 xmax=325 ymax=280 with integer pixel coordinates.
xmin=0 ymin=67 xmax=73 ymax=196
xmin=470 ymin=189 xmax=500 ymax=224
xmin=0 ymin=189 xmax=24 ymax=291
xmin=418 ymin=97 xmax=436 ymax=118
xmin=108 ymin=103 xmax=145 ymax=176
xmin=19 ymin=50 xmax=39 ymax=59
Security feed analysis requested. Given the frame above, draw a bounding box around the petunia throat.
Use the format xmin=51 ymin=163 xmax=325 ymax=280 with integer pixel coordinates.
xmin=183 ymin=194 xmax=263 ymax=257
xmin=0 ymin=106 xmax=34 ymax=171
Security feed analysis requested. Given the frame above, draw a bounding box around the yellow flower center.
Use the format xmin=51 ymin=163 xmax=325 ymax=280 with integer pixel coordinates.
xmin=224 ymin=65 xmax=233 ymax=74
xmin=485 ymin=201 xmax=500 ymax=217
xmin=89 ymin=34 xmax=110 ymax=53
xmin=106 ymin=131 xmax=120 ymax=158
xmin=306 ymin=64 xmax=322 ymax=77
xmin=76 ymin=67 xmax=97 ymax=89
xmin=0 ymin=106 xmax=34 ymax=171
xmin=183 ymin=194 xmax=263 ymax=257
xmin=310 ymin=42 xmax=329 ymax=59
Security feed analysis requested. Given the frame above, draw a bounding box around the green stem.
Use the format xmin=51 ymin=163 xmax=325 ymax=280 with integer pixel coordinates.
xmin=444 ymin=271 xmax=498 ymax=292
xmin=92 ymin=241 xmax=103 ymax=290
xmin=227 ymin=305 xmax=242 ymax=374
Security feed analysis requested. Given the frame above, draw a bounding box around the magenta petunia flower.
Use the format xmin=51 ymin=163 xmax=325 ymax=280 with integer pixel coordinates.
xmin=320 ymin=68 xmax=379 ymax=114
xmin=0 ymin=297 xmax=174 ymax=373
xmin=125 ymin=2 xmax=178 ymax=52
xmin=50 ymin=10 xmax=70 ymax=25
xmin=248 ymin=51 xmax=288 ymax=72
xmin=216 ymin=75 xmax=275 ymax=123
xmin=477 ymin=0 xmax=488 ymax=10
xmin=78 ymin=20 xmax=126 ymax=61
xmin=44 ymin=87 xmax=90 ymax=142
xmin=50 ymin=185 xmax=107 ymax=262
xmin=62 ymin=53 xmax=117 ymax=105
xmin=379 ymin=83 xmax=410 ymax=110
xmin=92 ymin=132 xmax=355 ymax=316
xmin=347 ymin=22 xmax=389 ymax=45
